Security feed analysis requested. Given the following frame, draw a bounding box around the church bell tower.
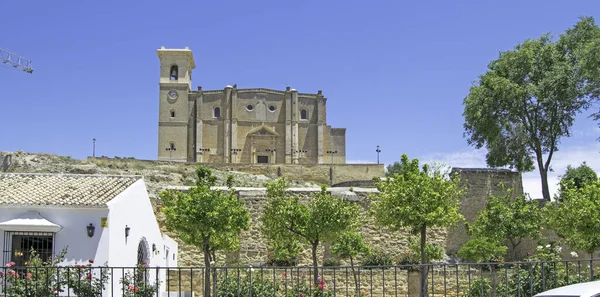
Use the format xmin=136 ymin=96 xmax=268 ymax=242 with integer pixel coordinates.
xmin=157 ymin=46 xmax=195 ymax=161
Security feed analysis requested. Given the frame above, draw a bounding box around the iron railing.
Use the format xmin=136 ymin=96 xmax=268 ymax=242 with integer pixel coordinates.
xmin=0 ymin=259 xmax=599 ymax=297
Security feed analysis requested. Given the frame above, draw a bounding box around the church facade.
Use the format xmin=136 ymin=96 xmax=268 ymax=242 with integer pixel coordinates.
xmin=157 ymin=47 xmax=346 ymax=164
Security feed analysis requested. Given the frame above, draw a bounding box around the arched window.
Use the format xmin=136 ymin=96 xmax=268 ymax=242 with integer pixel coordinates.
xmin=214 ymin=107 xmax=221 ymax=118
xmin=170 ymin=110 xmax=175 ymax=118
xmin=300 ymin=109 xmax=307 ymax=120
xmin=169 ymin=65 xmax=178 ymax=80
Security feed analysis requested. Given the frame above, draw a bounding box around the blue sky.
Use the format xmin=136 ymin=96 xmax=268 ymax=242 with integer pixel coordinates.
xmin=1 ymin=0 xmax=599 ymax=198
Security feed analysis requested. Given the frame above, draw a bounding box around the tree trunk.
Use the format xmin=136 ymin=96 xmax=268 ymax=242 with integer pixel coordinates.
xmin=350 ymin=257 xmax=359 ymax=297
xmin=420 ymin=224 xmax=428 ymax=297
xmin=203 ymin=239 xmax=211 ymax=297
xmin=538 ymin=162 xmax=551 ymax=201
xmin=312 ymin=241 xmax=320 ymax=285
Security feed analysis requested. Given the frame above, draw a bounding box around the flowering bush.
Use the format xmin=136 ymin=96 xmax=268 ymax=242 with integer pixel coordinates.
xmin=286 ymin=278 xmax=334 ymax=297
xmin=0 ymin=248 xmax=109 ymax=297
xmin=66 ymin=259 xmax=110 ymax=297
xmin=120 ymin=261 xmax=161 ymax=297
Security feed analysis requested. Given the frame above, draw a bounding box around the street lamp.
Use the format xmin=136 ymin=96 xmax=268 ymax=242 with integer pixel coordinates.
xmin=230 ymin=148 xmax=241 ymax=163
xmin=295 ymin=149 xmax=308 ymax=177
xmin=198 ymin=148 xmax=210 ymax=163
xmin=327 ymin=150 xmax=338 ymax=186
xmin=166 ymin=146 xmax=176 ymax=161
xmin=376 ymin=145 xmax=381 ymax=164
xmin=92 ymin=138 xmax=96 ymax=158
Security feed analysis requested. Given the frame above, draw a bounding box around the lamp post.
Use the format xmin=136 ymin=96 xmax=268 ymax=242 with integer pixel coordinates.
xmin=376 ymin=145 xmax=381 ymax=164
xmin=327 ymin=150 xmax=338 ymax=186
xmin=166 ymin=146 xmax=176 ymax=161
xmin=198 ymin=148 xmax=210 ymax=163
xmin=92 ymin=138 xmax=96 ymax=158
xmin=231 ymin=148 xmax=241 ymax=164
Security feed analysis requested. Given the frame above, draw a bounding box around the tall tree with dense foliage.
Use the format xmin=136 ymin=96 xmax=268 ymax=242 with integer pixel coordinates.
xmin=372 ymin=154 xmax=464 ymax=296
xmin=260 ymin=178 xmax=362 ymax=284
xmin=159 ymin=166 xmax=251 ymax=297
xmin=559 ymin=162 xmax=598 ymax=197
xmin=462 ymin=17 xmax=600 ymax=201
xmin=546 ymin=180 xmax=600 ymax=258
xmin=461 ymin=186 xmax=543 ymax=260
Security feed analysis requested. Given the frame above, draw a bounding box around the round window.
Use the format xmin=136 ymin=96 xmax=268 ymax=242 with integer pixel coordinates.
xmin=268 ymin=105 xmax=276 ymax=111
xmin=247 ymin=104 xmax=254 ymax=111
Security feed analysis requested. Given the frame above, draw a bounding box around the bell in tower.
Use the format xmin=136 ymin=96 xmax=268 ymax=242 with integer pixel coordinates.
xmin=170 ymin=65 xmax=178 ymax=80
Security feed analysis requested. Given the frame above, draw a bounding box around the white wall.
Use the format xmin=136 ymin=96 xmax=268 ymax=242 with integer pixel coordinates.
xmin=0 ymin=206 xmax=110 ymax=266
xmin=106 ymin=179 xmax=176 ymax=294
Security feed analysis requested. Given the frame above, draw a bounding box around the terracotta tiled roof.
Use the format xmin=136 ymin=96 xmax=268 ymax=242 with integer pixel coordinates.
xmin=0 ymin=173 xmax=141 ymax=207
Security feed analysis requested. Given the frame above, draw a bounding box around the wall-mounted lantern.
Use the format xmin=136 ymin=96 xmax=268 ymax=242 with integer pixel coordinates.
xmin=86 ymin=223 xmax=95 ymax=238
xmin=125 ymin=225 xmax=130 ymax=243
xmin=152 ymin=243 xmax=156 ymax=252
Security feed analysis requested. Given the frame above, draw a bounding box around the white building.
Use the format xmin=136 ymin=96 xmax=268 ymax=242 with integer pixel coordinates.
xmin=0 ymin=173 xmax=178 ymax=296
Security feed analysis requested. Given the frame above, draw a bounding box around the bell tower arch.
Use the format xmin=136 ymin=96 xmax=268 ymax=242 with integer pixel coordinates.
xmin=157 ymin=47 xmax=196 ymax=161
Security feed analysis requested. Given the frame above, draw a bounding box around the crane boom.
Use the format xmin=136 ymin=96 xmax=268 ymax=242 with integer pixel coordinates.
xmin=0 ymin=48 xmax=33 ymax=73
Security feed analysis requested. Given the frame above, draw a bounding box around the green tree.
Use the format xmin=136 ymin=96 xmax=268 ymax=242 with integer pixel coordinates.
xmin=546 ymin=180 xmax=600 ymax=259
xmin=331 ymin=232 xmax=370 ymax=296
xmin=462 ymin=17 xmax=600 ymax=201
xmin=159 ymin=166 xmax=251 ymax=297
xmin=458 ymin=236 xmax=507 ymax=263
xmin=559 ymin=162 xmax=598 ymax=197
xmin=260 ymin=178 xmax=361 ymax=284
xmin=463 ymin=187 xmax=543 ymax=260
xmin=372 ymin=154 xmax=464 ymax=296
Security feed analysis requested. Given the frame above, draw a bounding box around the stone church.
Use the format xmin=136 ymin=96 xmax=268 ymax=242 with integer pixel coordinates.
xmin=157 ymin=47 xmax=347 ymax=164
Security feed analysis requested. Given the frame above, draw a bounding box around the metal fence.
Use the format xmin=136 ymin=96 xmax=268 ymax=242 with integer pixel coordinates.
xmin=1 ymin=259 xmax=599 ymax=297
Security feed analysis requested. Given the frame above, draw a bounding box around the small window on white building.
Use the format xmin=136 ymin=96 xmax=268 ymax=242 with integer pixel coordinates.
xmin=214 ymin=107 xmax=221 ymax=118
xmin=300 ymin=109 xmax=308 ymax=120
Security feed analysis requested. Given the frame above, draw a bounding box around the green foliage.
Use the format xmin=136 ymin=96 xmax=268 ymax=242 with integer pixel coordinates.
xmin=373 ymin=154 xmax=464 ymax=264
xmin=331 ymin=232 xmax=370 ymax=263
xmin=458 ymin=236 xmax=507 ymax=263
xmin=464 ymin=186 xmax=542 ymax=260
xmin=361 ymin=249 xmax=393 ymax=267
xmin=498 ymin=243 xmax=580 ymax=296
xmin=260 ymin=178 xmax=362 ymax=283
xmin=467 ymin=277 xmax=493 ymax=297
xmin=226 ymin=174 xmax=235 ymax=188
xmin=406 ymin=236 xmax=445 ymax=263
xmin=322 ymin=258 xmax=341 ymax=267
xmin=217 ymin=271 xmax=279 ymax=297
xmin=66 ymin=259 xmax=110 ymax=297
xmin=462 ymin=17 xmax=600 ymax=201
xmin=159 ymin=166 xmax=251 ymax=296
xmin=265 ymin=239 xmax=300 ymax=266
xmin=286 ymin=278 xmax=334 ymax=297
xmin=545 ymin=180 xmax=600 ymax=257
xmin=120 ymin=262 xmax=161 ymax=297
xmin=559 ymin=162 xmax=598 ymax=197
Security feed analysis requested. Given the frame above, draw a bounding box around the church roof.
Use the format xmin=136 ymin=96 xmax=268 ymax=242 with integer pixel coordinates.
xmin=0 ymin=173 xmax=141 ymax=207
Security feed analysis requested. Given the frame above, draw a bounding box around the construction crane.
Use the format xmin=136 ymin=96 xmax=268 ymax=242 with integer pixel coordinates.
xmin=0 ymin=48 xmax=33 ymax=73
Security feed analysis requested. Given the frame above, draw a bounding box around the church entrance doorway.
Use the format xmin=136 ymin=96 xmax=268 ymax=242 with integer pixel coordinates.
xmin=257 ymin=156 xmax=269 ymax=164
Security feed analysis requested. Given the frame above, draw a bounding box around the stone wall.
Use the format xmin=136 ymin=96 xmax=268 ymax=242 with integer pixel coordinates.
xmin=159 ymin=187 xmax=447 ymax=268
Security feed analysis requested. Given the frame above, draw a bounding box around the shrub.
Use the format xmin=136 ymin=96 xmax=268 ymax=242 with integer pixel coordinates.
xmin=217 ymin=271 xmax=279 ymax=297
xmin=361 ymin=249 xmax=393 ymax=268
xmin=323 ymin=258 xmax=341 ymax=267
xmin=467 ymin=277 xmax=492 ymax=297
xmin=120 ymin=261 xmax=161 ymax=297
xmin=285 ymin=278 xmax=334 ymax=297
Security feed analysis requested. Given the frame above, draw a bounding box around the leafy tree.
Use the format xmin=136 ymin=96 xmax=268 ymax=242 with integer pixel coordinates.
xmin=159 ymin=166 xmax=251 ymax=297
xmin=545 ymin=180 xmax=600 ymax=258
xmin=558 ymin=162 xmax=598 ymax=197
xmin=260 ymin=178 xmax=361 ymax=284
xmin=458 ymin=236 xmax=507 ymax=263
xmin=372 ymin=154 xmax=464 ymax=296
xmin=463 ymin=186 xmax=543 ymax=260
xmin=331 ymin=232 xmax=370 ymax=296
xmin=462 ymin=17 xmax=600 ymax=201
xmin=386 ymin=161 xmax=406 ymax=176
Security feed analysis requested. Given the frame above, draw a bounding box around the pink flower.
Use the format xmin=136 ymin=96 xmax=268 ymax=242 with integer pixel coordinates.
xmin=141 ymin=261 xmax=147 ymax=265
xmin=281 ymin=272 xmax=287 ymax=277
xmin=26 ymin=273 xmax=32 ymax=279
xmin=299 ymin=294 xmax=304 ymax=297
xmin=318 ymin=283 xmax=324 ymax=290
xmin=86 ymin=274 xmax=92 ymax=280
xmin=88 ymin=259 xmax=94 ymax=264
xmin=0 ymin=271 xmax=4 ymax=277
xmin=128 ymin=285 xmax=135 ymax=291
